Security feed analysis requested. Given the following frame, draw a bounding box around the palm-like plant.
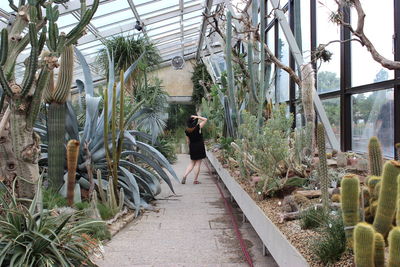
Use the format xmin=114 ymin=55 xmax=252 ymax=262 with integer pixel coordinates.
xmin=38 ymin=48 xmax=178 ymax=214
xmin=96 ymin=34 xmax=161 ymax=95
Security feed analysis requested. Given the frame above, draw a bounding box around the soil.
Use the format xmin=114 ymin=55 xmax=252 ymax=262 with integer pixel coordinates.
xmin=211 ymin=150 xmax=355 ymax=267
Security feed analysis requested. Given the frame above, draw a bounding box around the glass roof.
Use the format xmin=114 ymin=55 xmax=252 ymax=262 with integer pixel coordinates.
xmin=0 ymin=0 xmax=226 ymax=82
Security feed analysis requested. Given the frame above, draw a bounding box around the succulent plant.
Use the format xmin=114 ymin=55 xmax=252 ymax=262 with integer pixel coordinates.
xmin=368 ymin=136 xmax=383 ymax=176
xmin=388 ymin=227 xmax=400 ymax=267
xmin=317 ymin=123 xmax=329 ymax=213
xmin=373 ymin=161 xmax=400 ymax=237
xmin=354 ymin=223 xmax=375 ymax=267
xmin=66 ymin=139 xmax=80 ymax=207
xmin=397 ymin=175 xmax=400 ymax=227
xmin=374 ymin=232 xmax=385 ymax=267
xmin=341 ymin=173 xmax=360 ymax=247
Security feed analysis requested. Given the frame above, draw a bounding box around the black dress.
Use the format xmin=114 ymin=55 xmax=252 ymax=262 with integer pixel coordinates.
xmin=185 ymin=124 xmax=206 ymax=160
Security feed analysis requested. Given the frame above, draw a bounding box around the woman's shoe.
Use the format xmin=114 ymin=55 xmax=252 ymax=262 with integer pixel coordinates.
xmin=181 ymin=177 xmax=186 ymax=184
xmin=193 ymin=180 xmax=201 ymax=184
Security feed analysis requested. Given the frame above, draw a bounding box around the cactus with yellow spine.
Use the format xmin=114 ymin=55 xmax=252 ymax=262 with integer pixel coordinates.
xmin=354 ymin=223 xmax=375 ymax=267
xmin=316 ymin=123 xmax=329 ymax=213
xmin=66 ymin=139 xmax=80 ymax=207
xmin=388 ymin=227 xmax=400 ymax=267
xmin=373 ymin=160 xmax=400 ymax=237
xmin=374 ymin=232 xmax=385 ymax=267
xmin=44 ymin=45 xmax=74 ymax=191
xmin=341 ymin=173 xmax=360 ymax=247
xmin=397 ymin=175 xmax=400 ymax=227
xmin=368 ymin=136 xmax=383 ymax=176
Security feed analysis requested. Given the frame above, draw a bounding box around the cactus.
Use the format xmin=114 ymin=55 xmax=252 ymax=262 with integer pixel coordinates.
xmin=66 ymin=139 xmax=80 ymax=207
xmin=388 ymin=227 xmax=400 ymax=267
xmin=373 ymin=161 xmax=400 ymax=237
xmin=95 ymin=169 xmax=124 ymax=217
xmin=374 ymin=232 xmax=385 ymax=267
xmin=257 ymin=0 xmax=266 ymax=128
xmin=367 ymin=176 xmax=382 ymax=202
xmin=368 ymin=136 xmax=383 ymax=176
xmin=395 ymin=143 xmax=400 ymax=160
xmin=397 ymin=175 xmax=400 ymax=226
xmin=0 ymin=0 xmax=98 ymax=200
xmin=316 ymin=123 xmax=329 ymax=213
xmin=341 ymin=173 xmax=360 ymax=247
xmin=354 ymin=223 xmax=375 ymax=267
xmin=45 ymin=45 xmax=74 ymax=190
xmin=301 ymin=63 xmax=316 ymax=150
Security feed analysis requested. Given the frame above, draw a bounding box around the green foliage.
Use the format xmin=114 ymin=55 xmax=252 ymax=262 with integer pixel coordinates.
xmin=166 ymin=104 xmax=196 ymax=131
xmin=43 ymin=188 xmax=68 ymax=209
xmin=75 ymin=201 xmax=90 ymax=210
xmin=96 ymin=34 xmax=160 ymax=77
xmin=191 ymin=63 xmax=213 ymax=106
xmin=0 ymin=181 xmax=101 ymax=266
xmin=373 ymin=161 xmax=400 ymax=237
xmin=317 ymin=71 xmax=340 ymax=93
xmin=300 ymin=206 xmax=327 ymax=230
xmin=154 ymin=132 xmax=178 ymax=164
xmin=97 ymin=202 xmax=114 ymax=220
xmin=354 ymin=223 xmax=375 ymax=267
xmin=311 ymin=214 xmax=347 ymax=265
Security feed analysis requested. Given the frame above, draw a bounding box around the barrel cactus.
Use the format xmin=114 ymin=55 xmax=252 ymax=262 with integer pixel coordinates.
xmin=341 ymin=173 xmax=360 ymax=247
xmin=368 ymin=136 xmax=383 ymax=176
xmin=374 ymin=232 xmax=385 ymax=267
xmin=388 ymin=227 xmax=400 ymax=267
xmin=354 ymin=223 xmax=375 ymax=267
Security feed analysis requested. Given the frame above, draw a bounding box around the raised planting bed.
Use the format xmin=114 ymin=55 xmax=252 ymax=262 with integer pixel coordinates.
xmin=207 ymin=150 xmax=309 ymax=267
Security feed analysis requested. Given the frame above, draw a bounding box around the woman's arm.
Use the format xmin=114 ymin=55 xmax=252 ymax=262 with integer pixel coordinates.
xmin=192 ymin=115 xmax=208 ymax=128
xmin=186 ymin=136 xmax=190 ymax=144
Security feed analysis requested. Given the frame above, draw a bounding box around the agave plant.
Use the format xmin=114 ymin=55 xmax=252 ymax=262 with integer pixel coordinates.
xmin=0 ymin=177 xmax=103 ymax=266
xmin=38 ymin=47 xmax=178 ymax=214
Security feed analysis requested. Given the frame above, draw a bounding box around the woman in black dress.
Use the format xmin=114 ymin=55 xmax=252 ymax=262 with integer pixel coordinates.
xmin=181 ymin=115 xmax=207 ymax=184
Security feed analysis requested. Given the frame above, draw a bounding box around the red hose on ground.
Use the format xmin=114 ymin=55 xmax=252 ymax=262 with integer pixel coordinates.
xmin=205 ymin=161 xmax=254 ymax=267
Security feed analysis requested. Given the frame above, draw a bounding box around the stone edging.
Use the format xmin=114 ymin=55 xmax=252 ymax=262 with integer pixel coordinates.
xmin=207 ymin=151 xmax=309 ymax=267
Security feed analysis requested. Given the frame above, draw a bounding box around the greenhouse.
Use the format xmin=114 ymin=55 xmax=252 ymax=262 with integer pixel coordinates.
xmin=0 ymin=0 xmax=399 ymax=266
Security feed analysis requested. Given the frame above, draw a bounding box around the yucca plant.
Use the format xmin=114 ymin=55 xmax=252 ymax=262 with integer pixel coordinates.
xmin=39 ymin=48 xmax=178 ymax=215
xmin=0 ymin=177 xmax=103 ymax=267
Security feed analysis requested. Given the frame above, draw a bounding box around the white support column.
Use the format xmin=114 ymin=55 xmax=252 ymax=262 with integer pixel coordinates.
xmin=269 ymin=0 xmax=340 ymax=151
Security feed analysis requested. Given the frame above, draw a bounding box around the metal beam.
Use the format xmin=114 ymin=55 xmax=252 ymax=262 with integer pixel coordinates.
xmin=269 ymin=0 xmax=340 ymax=151
xmin=179 ymin=0 xmax=185 ymax=57
xmin=126 ymin=0 xmax=148 ymax=37
xmin=195 ymin=0 xmax=213 ymax=61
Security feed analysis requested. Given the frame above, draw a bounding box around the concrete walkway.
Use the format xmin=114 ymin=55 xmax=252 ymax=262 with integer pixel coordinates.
xmin=97 ymin=154 xmax=278 ymax=267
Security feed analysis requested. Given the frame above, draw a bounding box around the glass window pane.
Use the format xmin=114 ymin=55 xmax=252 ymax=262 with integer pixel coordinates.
xmin=322 ymin=97 xmax=341 ymax=146
xmin=351 ymin=1 xmax=394 ymax=86
xmin=277 ymin=25 xmax=289 ymax=102
xmin=316 ymin=0 xmax=340 ymax=93
xmin=352 ymin=89 xmax=394 ymax=156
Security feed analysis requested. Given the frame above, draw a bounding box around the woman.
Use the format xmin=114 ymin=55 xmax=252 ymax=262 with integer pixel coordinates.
xmin=181 ymin=115 xmax=207 ymax=184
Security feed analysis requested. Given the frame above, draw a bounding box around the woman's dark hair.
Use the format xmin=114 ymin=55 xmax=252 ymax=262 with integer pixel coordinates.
xmin=186 ymin=117 xmax=198 ymax=128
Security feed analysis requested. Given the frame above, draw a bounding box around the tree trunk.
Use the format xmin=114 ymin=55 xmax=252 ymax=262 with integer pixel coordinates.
xmin=0 ymin=108 xmax=17 ymax=190
xmin=8 ymin=107 xmax=41 ymax=199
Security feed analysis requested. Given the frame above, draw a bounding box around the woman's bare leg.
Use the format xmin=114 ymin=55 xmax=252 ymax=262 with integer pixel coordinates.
xmin=183 ymin=160 xmax=196 ymax=180
xmin=193 ymin=160 xmax=202 ymax=182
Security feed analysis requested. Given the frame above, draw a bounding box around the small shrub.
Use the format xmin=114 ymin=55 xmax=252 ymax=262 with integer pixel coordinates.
xmin=97 ymin=203 xmax=114 ymax=220
xmin=311 ymin=214 xmax=347 ymax=264
xmin=43 ymin=188 xmax=67 ymax=209
xmin=84 ymin=219 xmax=111 ymax=241
xmin=300 ymin=206 xmax=327 ymax=229
xmin=75 ymin=201 xmax=90 ymax=210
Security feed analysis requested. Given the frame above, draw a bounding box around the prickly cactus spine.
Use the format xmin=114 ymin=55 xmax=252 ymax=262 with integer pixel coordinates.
xmin=341 ymin=173 xmax=360 ymax=247
xmin=316 ymin=123 xmax=329 ymax=213
xmin=374 ymin=232 xmax=385 ymax=267
xmin=388 ymin=227 xmax=400 ymax=267
xmin=373 ymin=161 xmax=400 ymax=237
xmin=354 ymin=223 xmax=375 ymax=267
xmin=66 ymin=139 xmax=80 ymax=207
xmin=368 ymin=136 xmax=383 ymax=176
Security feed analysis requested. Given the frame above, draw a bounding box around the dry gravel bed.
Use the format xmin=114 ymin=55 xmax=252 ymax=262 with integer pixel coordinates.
xmin=212 ymin=151 xmax=354 ymax=267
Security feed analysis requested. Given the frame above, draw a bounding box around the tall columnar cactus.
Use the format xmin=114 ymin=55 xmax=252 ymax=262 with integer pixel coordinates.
xmin=397 ymin=175 xmax=400 ymax=226
xmin=96 ymin=169 xmax=124 ymax=216
xmin=374 ymin=232 xmax=385 ymax=267
xmin=44 ymin=45 xmax=74 ymax=190
xmin=368 ymin=136 xmax=383 ymax=176
xmin=388 ymin=227 xmax=400 ymax=267
xmin=0 ymin=0 xmax=98 ymax=199
xmin=66 ymin=139 xmax=80 ymax=207
xmin=301 ymin=63 xmax=316 ymax=150
xmin=257 ymin=0 xmax=266 ymax=128
xmin=373 ymin=161 xmax=400 ymax=237
xmin=354 ymin=223 xmax=375 ymax=267
xmin=341 ymin=173 xmax=360 ymax=247
xmin=316 ymin=123 xmax=329 ymax=213
xmin=367 ymin=175 xmax=381 ymax=202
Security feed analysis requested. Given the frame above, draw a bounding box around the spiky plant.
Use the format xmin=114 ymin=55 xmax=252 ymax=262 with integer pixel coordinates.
xmin=317 ymin=123 xmax=329 ymax=213
xmin=354 ymin=223 xmax=375 ymax=267
xmin=368 ymin=136 xmax=383 ymax=176
xmin=0 ymin=0 xmax=98 ymax=199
